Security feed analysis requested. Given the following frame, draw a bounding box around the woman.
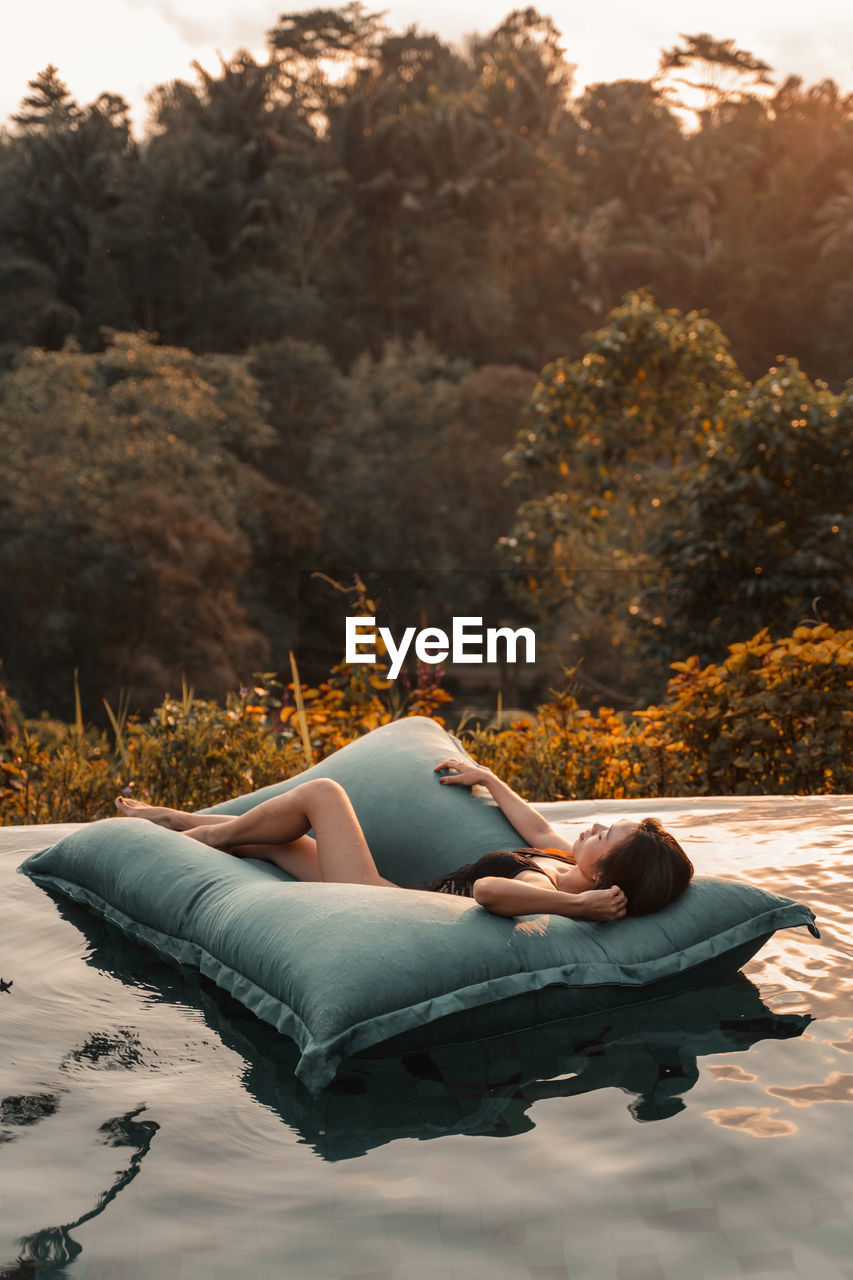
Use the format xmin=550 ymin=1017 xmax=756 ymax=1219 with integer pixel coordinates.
xmin=115 ymin=758 xmax=693 ymax=922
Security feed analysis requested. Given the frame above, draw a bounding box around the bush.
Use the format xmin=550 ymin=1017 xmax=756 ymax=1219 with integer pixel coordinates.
xmin=462 ymin=625 xmax=853 ymax=798
xmin=0 ymin=652 xmax=452 ymax=823
xmin=632 ymin=623 xmax=853 ymax=795
xmin=2 ymin=626 xmax=849 ymax=823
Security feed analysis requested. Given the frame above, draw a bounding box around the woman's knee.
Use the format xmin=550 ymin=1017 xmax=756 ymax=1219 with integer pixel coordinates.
xmin=297 ymin=777 xmax=350 ymax=808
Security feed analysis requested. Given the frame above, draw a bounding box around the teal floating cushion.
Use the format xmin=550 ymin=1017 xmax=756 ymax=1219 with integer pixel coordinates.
xmin=20 ymin=717 xmax=819 ymax=1094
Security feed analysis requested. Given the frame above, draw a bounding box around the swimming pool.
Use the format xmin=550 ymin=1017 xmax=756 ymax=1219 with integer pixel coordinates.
xmin=2 ymin=795 xmax=851 ymax=1278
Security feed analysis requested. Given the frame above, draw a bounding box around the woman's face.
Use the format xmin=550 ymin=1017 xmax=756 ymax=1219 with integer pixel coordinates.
xmin=572 ymin=819 xmax=639 ymax=882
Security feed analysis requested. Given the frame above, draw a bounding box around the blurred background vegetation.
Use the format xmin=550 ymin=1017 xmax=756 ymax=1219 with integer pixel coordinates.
xmin=0 ymin=6 xmax=850 ymax=748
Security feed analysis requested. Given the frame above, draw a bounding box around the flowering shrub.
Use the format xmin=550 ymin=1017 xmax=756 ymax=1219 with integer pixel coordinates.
xmin=631 ymin=624 xmax=853 ymax=795
xmin=1 ymin=626 xmax=850 ymax=824
xmin=0 ymin=655 xmax=452 ymax=823
xmin=460 ymin=625 xmax=853 ymax=799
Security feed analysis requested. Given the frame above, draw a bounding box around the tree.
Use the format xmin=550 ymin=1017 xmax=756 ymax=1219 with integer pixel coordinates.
xmin=11 ymin=64 xmax=81 ymax=128
xmin=268 ymin=1 xmax=387 ymax=114
xmin=132 ymin=49 xmax=335 ymax=351
xmin=0 ymin=334 xmax=320 ymax=717
xmin=469 ymin=7 xmax=574 ymax=141
xmin=248 ymin=337 xmax=345 ymax=479
xmin=572 ymin=80 xmax=684 ymax=217
xmin=0 ymin=69 xmax=136 ymax=351
xmin=635 ymin=359 xmax=853 ymax=664
xmin=309 ymin=335 xmax=472 ymax=572
xmin=499 ymin=291 xmax=745 ymax=700
xmin=676 ymin=73 xmax=853 ymax=386
xmin=656 ymin=33 xmax=774 ymax=126
xmin=559 ymin=80 xmax=687 ymax=320
xmin=302 ymin=339 xmax=535 ymax=688
xmin=813 ymin=170 xmax=853 ymax=257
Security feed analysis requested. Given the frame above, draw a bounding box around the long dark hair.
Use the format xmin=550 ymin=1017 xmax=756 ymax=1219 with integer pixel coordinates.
xmin=594 ymin=817 xmax=693 ymax=916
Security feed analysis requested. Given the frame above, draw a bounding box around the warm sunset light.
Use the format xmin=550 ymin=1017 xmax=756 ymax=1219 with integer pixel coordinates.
xmin=1 ymin=2 xmax=851 ymax=1276
xmin=4 ymin=0 xmax=853 ymax=132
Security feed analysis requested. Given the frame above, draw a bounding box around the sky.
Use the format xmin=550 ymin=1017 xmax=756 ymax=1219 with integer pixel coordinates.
xmin=3 ymin=0 xmax=853 ymax=134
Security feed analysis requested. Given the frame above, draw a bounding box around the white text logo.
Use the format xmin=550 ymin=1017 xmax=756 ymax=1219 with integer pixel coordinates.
xmin=345 ymin=616 xmax=536 ymax=680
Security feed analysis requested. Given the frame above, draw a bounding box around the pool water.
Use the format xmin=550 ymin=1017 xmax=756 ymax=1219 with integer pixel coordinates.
xmin=2 ymin=795 xmax=851 ymax=1279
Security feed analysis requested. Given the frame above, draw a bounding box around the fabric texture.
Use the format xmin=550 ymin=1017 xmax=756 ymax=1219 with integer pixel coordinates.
xmin=20 ymin=716 xmax=819 ymax=1094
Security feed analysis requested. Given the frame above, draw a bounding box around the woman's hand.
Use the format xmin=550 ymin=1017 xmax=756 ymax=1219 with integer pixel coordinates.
xmin=434 ymin=756 xmax=565 ymax=851
xmin=434 ymin=758 xmax=494 ymax=788
xmin=473 ymin=877 xmax=629 ymax=921
xmin=575 ymin=886 xmax=627 ymax=921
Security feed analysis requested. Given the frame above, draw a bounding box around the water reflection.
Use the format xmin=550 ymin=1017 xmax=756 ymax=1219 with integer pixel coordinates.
xmin=0 ymin=1107 xmax=158 ymax=1279
xmin=703 ymin=1106 xmax=798 ymax=1138
xmin=766 ymin=1073 xmax=853 ymax=1106
xmin=55 ymin=895 xmax=811 ymax=1161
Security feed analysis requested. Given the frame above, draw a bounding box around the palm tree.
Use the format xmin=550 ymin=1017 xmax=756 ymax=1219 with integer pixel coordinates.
xmin=812 ymin=171 xmax=853 ymax=256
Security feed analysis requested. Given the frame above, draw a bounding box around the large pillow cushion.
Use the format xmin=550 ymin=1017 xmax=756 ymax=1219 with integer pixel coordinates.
xmin=20 ymin=717 xmax=819 ymax=1094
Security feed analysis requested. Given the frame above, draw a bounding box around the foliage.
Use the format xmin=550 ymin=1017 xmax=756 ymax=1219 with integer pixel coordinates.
xmin=637 ymin=359 xmax=852 ymax=663
xmin=497 ymin=291 xmax=744 ymax=695
xmin=1 ymin=630 xmax=452 ymax=824
xmin=463 ymin=696 xmax=640 ymax=802
xmin=1 ymin=685 xmax=303 ymax=825
xmin=4 ymin=17 xmax=853 ymax=721
xmin=288 ymin=647 xmax=453 ymax=761
xmin=464 ymin=625 xmax=853 ymax=799
xmin=0 ymin=66 xmax=135 ymax=355
xmin=248 ymin=336 xmax=345 ymax=480
xmin=656 ymin=33 xmax=774 ymax=122
xmin=299 ymin=342 xmax=538 ymax=692
xmin=2 ymin=626 xmax=848 ymax=824
xmin=310 ymin=335 xmax=471 ymax=569
xmin=0 ymin=333 xmax=318 ymax=717
xmin=570 ymin=79 xmax=685 ymax=226
xmin=3 ymin=19 xmax=853 ymax=382
xmin=503 ymin=291 xmax=743 ymax=568
xmin=632 ymin=624 xmax=853 ymax=795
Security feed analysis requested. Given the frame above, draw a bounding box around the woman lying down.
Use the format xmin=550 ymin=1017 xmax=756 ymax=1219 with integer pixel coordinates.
xmin=115 ymin=757 xmax=693 ymax=923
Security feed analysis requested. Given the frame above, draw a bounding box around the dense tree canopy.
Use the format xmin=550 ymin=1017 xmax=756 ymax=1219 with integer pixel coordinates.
xmin=1 ymin=9 xmax=851 ymax=719
xmin=496 ymin=292 xmax=744 ymax=696
xmin=0 ymin=334 xmax=317 ymax=715
xmin=0 ymin=330 xmax=534 ymax=717
xmin=501 ymin=296 xmax=851 ymax=701
xmin=3 ymin=11 xmax=853 ymax=379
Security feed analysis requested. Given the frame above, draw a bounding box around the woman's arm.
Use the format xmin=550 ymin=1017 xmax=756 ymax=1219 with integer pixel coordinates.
xmin=434 ymin=758 xmax=573 ymax=852
xmin=472 ymin=876 xmax=627 ymax=921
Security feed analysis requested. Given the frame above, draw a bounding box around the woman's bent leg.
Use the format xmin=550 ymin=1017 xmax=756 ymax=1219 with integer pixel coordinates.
xmin=116 ymin=787 xmax=387 ymax=885
xmin=185 ymin=779 xmax=394 ymax=887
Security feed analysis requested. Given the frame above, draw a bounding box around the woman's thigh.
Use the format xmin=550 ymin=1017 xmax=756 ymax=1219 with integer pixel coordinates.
xmin=303 ymin=779 xmax=389 ymax=885
xmin=232 ymin=833 xmax=323 ymax=880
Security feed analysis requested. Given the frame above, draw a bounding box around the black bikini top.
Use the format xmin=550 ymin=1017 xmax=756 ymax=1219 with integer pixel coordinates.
xmin=415 ymin=846 xmax=574 ymax=898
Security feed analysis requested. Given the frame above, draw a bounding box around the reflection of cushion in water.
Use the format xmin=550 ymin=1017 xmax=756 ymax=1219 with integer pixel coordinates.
xmin=20 ymin=716 xmax=819 ymax=1095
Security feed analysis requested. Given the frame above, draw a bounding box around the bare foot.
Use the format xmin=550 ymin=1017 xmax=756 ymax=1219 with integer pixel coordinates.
xmin=114 ymin=796 xmax=193 ymax=830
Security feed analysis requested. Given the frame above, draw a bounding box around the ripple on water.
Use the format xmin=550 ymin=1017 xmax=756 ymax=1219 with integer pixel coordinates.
xmin=3 ymin=799 xmax=853 ymax=1278
xmin=703 ymin=1106 xmax=799 ymax=1137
